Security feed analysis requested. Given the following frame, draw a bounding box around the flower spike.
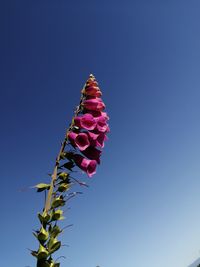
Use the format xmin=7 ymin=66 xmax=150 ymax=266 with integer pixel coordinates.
xmin=31 ymin=74 xmax=109 ymax=267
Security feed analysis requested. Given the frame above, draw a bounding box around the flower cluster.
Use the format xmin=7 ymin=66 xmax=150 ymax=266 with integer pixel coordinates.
xmin=67 ymin=74 xmax=109 ymax=177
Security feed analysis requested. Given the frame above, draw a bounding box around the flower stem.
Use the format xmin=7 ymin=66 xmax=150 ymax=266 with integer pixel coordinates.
xmin=44 ymin=99 xmax=83 ymax=212
xmin=44 ymin=139 xmax=67 ymax=212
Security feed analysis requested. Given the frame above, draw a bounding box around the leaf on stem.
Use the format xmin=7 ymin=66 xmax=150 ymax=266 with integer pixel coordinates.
xmin=48 ymin=237 xmax=61 ymax=254
xmin=57 ymin=183 xmax=70 ymax=192
xmin=49 ymin=225 xmax=62 ymax=238
xmin=38 ymin=211 xmax=51 ymax=224
xmin=35 ymin=183 xmax=51 ymax=192
xmin=37 ymin=226 xmax=49 ymax=242
xmin=51 ymin=209 xmax=64 ymax=221
xmin=37 ymin=244 xmax=49 ymax=260
xmin=51 ymin=197 xmax=65 ymax=209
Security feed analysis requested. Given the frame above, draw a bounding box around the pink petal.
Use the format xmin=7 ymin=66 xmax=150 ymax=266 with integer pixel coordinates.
xmin=75 ymin=133 xmax=90 ymax=151
xmin=82 ymin=98 xmax=105 ymax=111
xmin=81 ymin=146 xmax=102 ymax=164
xmin=68 ymin=131 xmax=78 ymax=145
xmin=87 ymin=160 xmax=97 ymax=177
xmin=73 ymin=116 xmax=81 ymax=127
xmin=73 ymin=154 xmax=97 ymax=177
xmin=80 ymin=113 xmax=97 ymax=130
xmin=96 ymin=133 xmax=107 ymax=148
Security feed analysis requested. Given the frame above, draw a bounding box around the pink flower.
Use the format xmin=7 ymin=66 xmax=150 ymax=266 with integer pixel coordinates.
xmin=73 ymin=154 xmax=97 ymax=177
xmin=87 ymin=132 xmax=107 ymax=148
xmin=87 ymin=111 xmax=109 ymax=121
xmin=82 ymin=98 xmax=105 ymax=111
xmin=82 ymin=86 xmax=102 ymax=97
xmin=96 ymin=133 xmax=108 ymax=148
xmin=74 ymin=114 xmax=97 ymax=130
xmin=81 ymin=146 xmax=102 ymax=164
xmin=87 ymin=131 xmax=99 ymax=141
xmin=96 ymin=116 xmax=109 ymax=132
xmin=68 ymin=131 xmax=90 ymax=151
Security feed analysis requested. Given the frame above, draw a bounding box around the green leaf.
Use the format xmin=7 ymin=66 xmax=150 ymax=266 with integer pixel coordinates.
xmin=60 ymin=152 xmax=66 ymax=160
xmin=35 ymin=183 xmax=50 ymax=192
xmin=51 ymin=197 xmax=65 ymax=209
xmin=57 ymin=183 xmax=70 ymax=192
xmin=37 ymin=226 xmax=49 ymax=242
xmin=58 ymin=172 xmax=70 ymax=182
xmin=63 ymin=152 xmax=74 ymax=160
xmin=51 ymin=209 xmax=64 ymax=221
xmin=50 ymin=241 xmax=61 ymax=254
xmin=63 ymin=161 xmax=74 ymax=171
xmin=38 ymin=211 xmax=51 ymax=224
xmin=53 ymin=263 xmax=60 ymax=267
xmin=49 ymin=225 xmax=62 ymax=238
xmin=37 ymin=244 xmax=49 ymax=260
xmin=48 ymin=237 xmax=61 ymax=254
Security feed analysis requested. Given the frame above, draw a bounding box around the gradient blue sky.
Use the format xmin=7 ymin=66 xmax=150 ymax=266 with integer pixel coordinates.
xmin=1 ymin=1 xmax=200 ymax=267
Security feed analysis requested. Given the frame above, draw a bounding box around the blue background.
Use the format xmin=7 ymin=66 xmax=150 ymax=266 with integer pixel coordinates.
xmin=1 ymin=1 xmax=200 ymax=267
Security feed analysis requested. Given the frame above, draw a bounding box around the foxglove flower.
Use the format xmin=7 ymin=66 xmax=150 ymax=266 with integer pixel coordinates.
xmin=74 ymin=113 xmax=97 ymax=130
xmin=73 ymin=154 xmax=97 ymax=177
xmin=31 ymin=74 xmax=109 ymax=267
xmin=69 ymin=74 xmax=109 ymax=176
xmin=68 ymin=131 xmax=90 ymax=151
xmin=82 ymin=86 xmax=102 ymax=97
xmin=82 ymin=98 xmax=105 ymax=111
xmin=81 ymin=146 xmax=102 ymax=164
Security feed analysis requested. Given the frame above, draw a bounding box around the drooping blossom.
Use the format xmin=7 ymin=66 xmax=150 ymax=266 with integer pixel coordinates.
xmin=81 ymin=146 xmax=102 ymax=164
xmin=82 ymin=98 xmax=105 ymax=111
xmin=95 ymin=133 xmax=108 ymax=148
xmin=87 ymin=132 xmax=107 ymax=148
xmin=68 ymin=74 xmax=109 ymax=177
xmin=86 ymin=111 xmax=109 ymax=122
xmin=82 ymin=86 xmax=102 ymax=97
xmin=95 ymin=116 xmax=109 ymax=133
xmin=87 ymin=131 xmax=99 ymax=141
xmin=68 ymin=131 xmax=90 ymax=151
xmin=73 ymin=154 xmax=97 ymax=177
xmin=74 ymin=113 xmax=97 ymax=130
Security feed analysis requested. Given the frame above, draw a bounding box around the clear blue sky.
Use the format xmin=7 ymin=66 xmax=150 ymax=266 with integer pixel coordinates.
xmin=1 ymin=1 xmax=200 ymax=267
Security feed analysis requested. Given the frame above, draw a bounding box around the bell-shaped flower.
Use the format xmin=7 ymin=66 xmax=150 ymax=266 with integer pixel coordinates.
xmin=68 ymin=131 xmax=90 ymax=151
xmin=95 ymin=116 xmax=109 ymax=132
xmin=81 ymin=146 xmax=102 ymax=164
xmin=96 ymin=133 xmax=108 ymax=148
xmin=87 ymin=132 xmax=107 ymax=148
xmin=82 ymin=85 xmax=102 ymax=97
xmin=73 ymin=154 xmax=97 ymax=177
xmin=74 ymin=113 xmax=97 ymax=130
xmin=87 ymin=111 xmax=109 ymax=121
xmin=82 ymin=98 xmax=105 ymax=111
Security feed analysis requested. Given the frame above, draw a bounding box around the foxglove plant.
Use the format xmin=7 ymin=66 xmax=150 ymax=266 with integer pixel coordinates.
xmin=31 ymin=74 xmax=109 ymax=267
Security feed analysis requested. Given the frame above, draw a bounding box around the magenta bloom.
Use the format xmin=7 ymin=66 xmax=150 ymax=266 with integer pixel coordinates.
xmin=87 ymin=111 xmax=109 ymax=122
xmin=87 ymin=132 xmax=107 ymax=148
xmin=66 ymin=74 xmax=109 ymax=178
xmin=96 ymin=133 xmax=108 ymax=148
xmin=74 ymin=113 xmax=97 ymax=130
xmin=73 ymin=154 xmax=97 ymax=177
xmin=68 ymin=131 xmax=90 ymax=151
xmin=81 ymin=146 xmax=102 ymax=164
xmin=87 ymin=131 xmax=99 ymax=141
xmin=82 ymin=86 xmax=102 ymax=97
xmin=96 ymin=116 xmax=109 ymax=132
xmin=82 ymin=98 xmax=105 ymax=111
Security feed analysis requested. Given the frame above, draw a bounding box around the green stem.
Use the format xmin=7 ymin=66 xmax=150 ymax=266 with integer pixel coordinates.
xmin=44 ymin=96 xmax=84 ymax=212
xmin=44 ymin=139 xmax=67 ymax=212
